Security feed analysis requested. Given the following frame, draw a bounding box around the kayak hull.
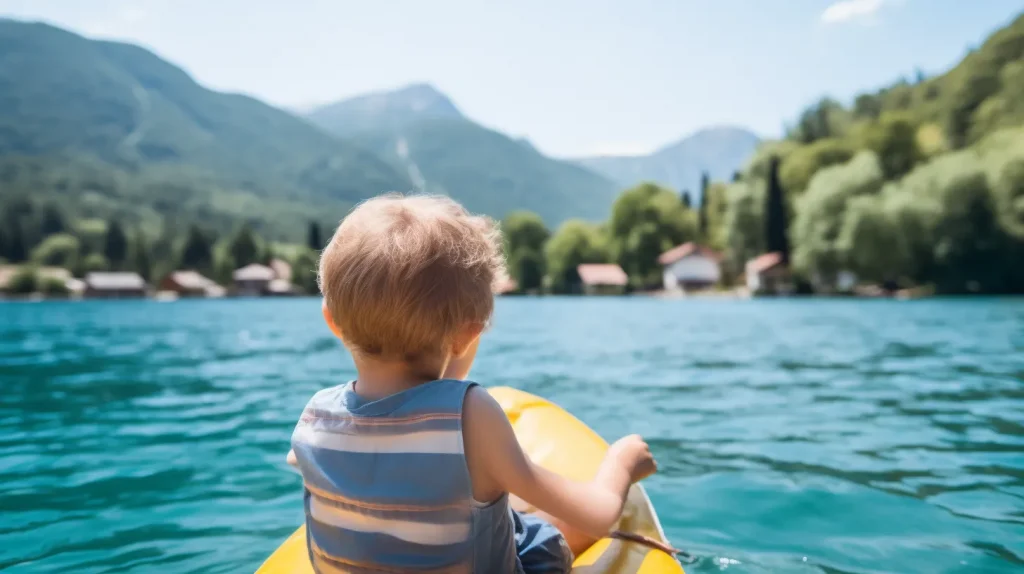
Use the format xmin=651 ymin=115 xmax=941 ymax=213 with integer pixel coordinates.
xmin=256 ymin=386 xmax=684 ymax=574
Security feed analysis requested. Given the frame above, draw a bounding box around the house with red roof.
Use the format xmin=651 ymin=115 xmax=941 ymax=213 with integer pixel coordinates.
xmin=658 ymin=242 xmax=721 ymax=292
xmin=576 ymin=263 xmax=629 ymax=295
xmin=745 ymin=252 xmax=792 ymax=295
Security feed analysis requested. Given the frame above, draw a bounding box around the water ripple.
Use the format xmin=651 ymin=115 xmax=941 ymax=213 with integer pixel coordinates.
xmin=1 ymin=298 xmax=1023 ymax=573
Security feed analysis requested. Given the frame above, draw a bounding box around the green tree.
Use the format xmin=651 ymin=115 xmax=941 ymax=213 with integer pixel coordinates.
xmin=39 ymin=276 xmax=69 ymax=297
xmin=179 ymin=225 xmax=214 ymax=271
xmin=503 ymin=211 xmax=550 ymax=255
xmin=680 ymin=190 xmax=692 ymax=208
xmin=502 ymin=211 xmax=550 ymax=292
xmin=853 ymin=94 xmax=883 ymax=120
xmin=30 ymin=233 xmax=80 ymax=268
xmin=229 ymin=224 xmax=259 ymax=268
xmin=150 ymin=217 xmax=179 ymax=266
xmin=994 ymin=158 xmax=1024 ymax=239
xmin=609 ymin=183 xmax=696 ymax=287
xmin=82 ymin=253 xmax=109 ymax=273
xmin=104 ymin=219 xmax=128 ymax=269
xmin=132 ymin=231 xmax=152 ymax=281
xmin=703 ymin=182 xmax=730 ymax=252
xmin=3 ymin=221 xmax=27 ymax=263
xmin=764 ymin=156 xmax=790 ymax=262
xmin=946 ymin=58 xmax=1001 ymax=149
xmin=544 ymin=220 xmax=610 ymax=293
xmin=307 ymin=221 xmax=323 ymax=251
xmin=39 ymin=204 xmax=66 ymax=237
xmin=836 ymin=195 xmax=906 ymax=283
xmin=723 ymin=180 xmax=765 ymax=272
xmin=791 ymin=98 xmax=850 ymax=143
xmin=698 ymin=172 xmax=710 ymax=238
xmin=778 ymin=138 xmax=855 ymax=196
xmin=75 ymin=219 xmax=107 ymax=256
xmin=931 ymin=168 xmax=1009 ymax=292
xmin=509 ymin=249 xmax=544 ymax=292
xmin=291 ymin=249 xmax=320 ymax=295
xmin=212 ymin=251 xmax=235 ymax=286
xmin=5 ymin=266 xmax=37 ymax=294
xmin=2 ymin=197 xmax=39 ymax=254
xmin=864 ymin=113 xmax=923 ymax=180
xmin=791 ymin=152 xmax=885 ymax=285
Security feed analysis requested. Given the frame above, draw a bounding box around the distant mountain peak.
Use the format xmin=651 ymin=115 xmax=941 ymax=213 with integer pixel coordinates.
xmin=306 ymin=83 xmax=463 ymax=136
xmin=577 ymin=126 xmax=761 ymax=196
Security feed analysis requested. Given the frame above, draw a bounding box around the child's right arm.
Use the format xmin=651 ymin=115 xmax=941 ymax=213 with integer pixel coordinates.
xmin=463 ymin=387 xmax=656 ymax=539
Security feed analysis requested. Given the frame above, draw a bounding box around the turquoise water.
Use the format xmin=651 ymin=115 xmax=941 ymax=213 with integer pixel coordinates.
xmin=1 ymin=298 xmax=1022 ymax=573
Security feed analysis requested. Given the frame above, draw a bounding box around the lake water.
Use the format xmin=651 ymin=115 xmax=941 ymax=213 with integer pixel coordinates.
xmin=1 ymin=298 xmax=1022 ymax=573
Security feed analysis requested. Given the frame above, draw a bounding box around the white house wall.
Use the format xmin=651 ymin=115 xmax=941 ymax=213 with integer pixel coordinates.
xmin=663 ymin=256 xmax=721 ymax=290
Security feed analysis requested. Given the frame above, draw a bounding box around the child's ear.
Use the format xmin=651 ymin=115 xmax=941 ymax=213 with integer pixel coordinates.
xmin=450 ymin=322 xmax=485 ymax=358
xmin=321 ymin=300 xmax=344 ymax=339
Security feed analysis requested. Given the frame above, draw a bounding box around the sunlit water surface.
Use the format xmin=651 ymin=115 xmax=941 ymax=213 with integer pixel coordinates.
xmin=1 ymin=298 xmax=1022 ymax=573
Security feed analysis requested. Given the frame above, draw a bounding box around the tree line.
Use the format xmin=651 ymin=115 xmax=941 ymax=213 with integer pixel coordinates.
xmin=0 ymin=195 xmax=328 ymax=295
xmin=507 ymin=12 xmax=1024 ymax=295
xmin=502 ymin=161 xmax=792 ymax=294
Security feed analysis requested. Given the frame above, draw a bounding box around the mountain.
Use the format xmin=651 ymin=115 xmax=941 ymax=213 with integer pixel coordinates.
xmin=0 ymin=19 xmax=410 ymax=238
xmin=577 ymin=127 xmax=761 ymax=197
xmin=305 ymin=86 xmax=619 ymax=226
xmin=307 ymin=83 xmax=464 ymax=137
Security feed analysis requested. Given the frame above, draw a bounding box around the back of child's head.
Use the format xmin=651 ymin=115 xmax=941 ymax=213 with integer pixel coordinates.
xmin=319 ymin=193 xmax=506 ymax=365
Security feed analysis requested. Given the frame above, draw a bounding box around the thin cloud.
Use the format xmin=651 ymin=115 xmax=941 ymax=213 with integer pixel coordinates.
xmin=821 ymin=0 xmax=885 ymax=25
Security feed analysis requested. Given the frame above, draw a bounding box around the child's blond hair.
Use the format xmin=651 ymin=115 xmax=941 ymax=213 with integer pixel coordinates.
xmin=318 ymin=194 xmax=506 ymax=364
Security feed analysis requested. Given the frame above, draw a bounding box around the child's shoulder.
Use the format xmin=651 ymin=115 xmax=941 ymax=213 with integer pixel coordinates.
xmin=302 ymin=382 xmax=351 ymax=413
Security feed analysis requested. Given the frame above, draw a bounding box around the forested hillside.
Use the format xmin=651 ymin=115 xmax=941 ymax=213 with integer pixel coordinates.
xmin=503 ymin=12 xmax=1024 ymax=295
xmin=0 ymin=19 xmax=410 ymax=239
xmin=307 ymin=85 xmax=620 ymax=226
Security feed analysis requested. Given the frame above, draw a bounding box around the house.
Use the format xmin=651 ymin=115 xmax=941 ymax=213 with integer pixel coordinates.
xmin=577 ymin=264 xmax=629 ymax=295
xmin=159 ymin=271 xmax=220 ymax=297
xmin=266 ymin=278 xmax=297 ymax=297
xmin=233 ymin=263 xmax=276 ymax=296
xmin=84 ymin=272 xmax=147 ymax=298
xmin=658 ymin=242 xmax=721 ymax=292
xmin=66 ymin=278 xmax=86 ymax=297
xmin=745 ymin=252 xmax=792 ymax=295
xmin=269 ymin=258 xmax=293 ymax=283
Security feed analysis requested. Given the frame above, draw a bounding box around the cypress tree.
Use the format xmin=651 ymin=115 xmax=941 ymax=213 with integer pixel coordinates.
xmin=680 ymin=190 xmax=692 ymax=209
xmin=230 ymin=224 xmax=259 ymax=268
xmin=764 ymin=155 xmax=790 ymax=262
xmin=104 ymin=220 xmax=129 ymax=269
xmin=179 ymin=225 xmax=213 ymax=272
xmin=7 ymin=221 xmax=27 ymax=263
xmin=40 ymin=204 xmax=66 ymax=237
xmin=698 ymin=171 xmax=710 ymax=238
xmin=307 ymin=221 xmax=323 ymax=251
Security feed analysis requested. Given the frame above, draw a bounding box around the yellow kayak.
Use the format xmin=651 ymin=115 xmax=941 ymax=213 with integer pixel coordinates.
xmin=256 ymin=386 xmax=684 ymax=574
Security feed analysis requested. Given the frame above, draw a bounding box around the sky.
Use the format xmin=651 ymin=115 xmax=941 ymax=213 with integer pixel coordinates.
xmin=1 ymin=0 xmax=1021 ymax=158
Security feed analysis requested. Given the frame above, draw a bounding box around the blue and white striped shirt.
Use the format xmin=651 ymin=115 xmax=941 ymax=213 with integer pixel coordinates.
xmin=291 ymin=379 xmax=518 ymax=573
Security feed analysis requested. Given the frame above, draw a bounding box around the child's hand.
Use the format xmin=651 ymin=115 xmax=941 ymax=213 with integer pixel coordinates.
xmin=608 ymin=435 xmax=657 ymax=483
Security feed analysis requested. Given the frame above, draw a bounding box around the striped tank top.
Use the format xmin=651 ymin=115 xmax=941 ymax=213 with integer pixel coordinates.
xmin=291 ymin=379 xmax=518 ymax=573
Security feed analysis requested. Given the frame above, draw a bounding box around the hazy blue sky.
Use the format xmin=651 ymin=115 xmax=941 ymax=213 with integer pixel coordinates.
xmin=1 ymin=0 xmax=1021 ymax=157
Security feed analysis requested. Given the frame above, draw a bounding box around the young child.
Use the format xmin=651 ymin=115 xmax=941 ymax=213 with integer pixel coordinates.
xmin=287 ymin=194 xmax=657 ymax=573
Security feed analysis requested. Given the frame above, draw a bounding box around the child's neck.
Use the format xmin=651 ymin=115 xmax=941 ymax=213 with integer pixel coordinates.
xmin=352 ymin=357 xmax=445 ymax=401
